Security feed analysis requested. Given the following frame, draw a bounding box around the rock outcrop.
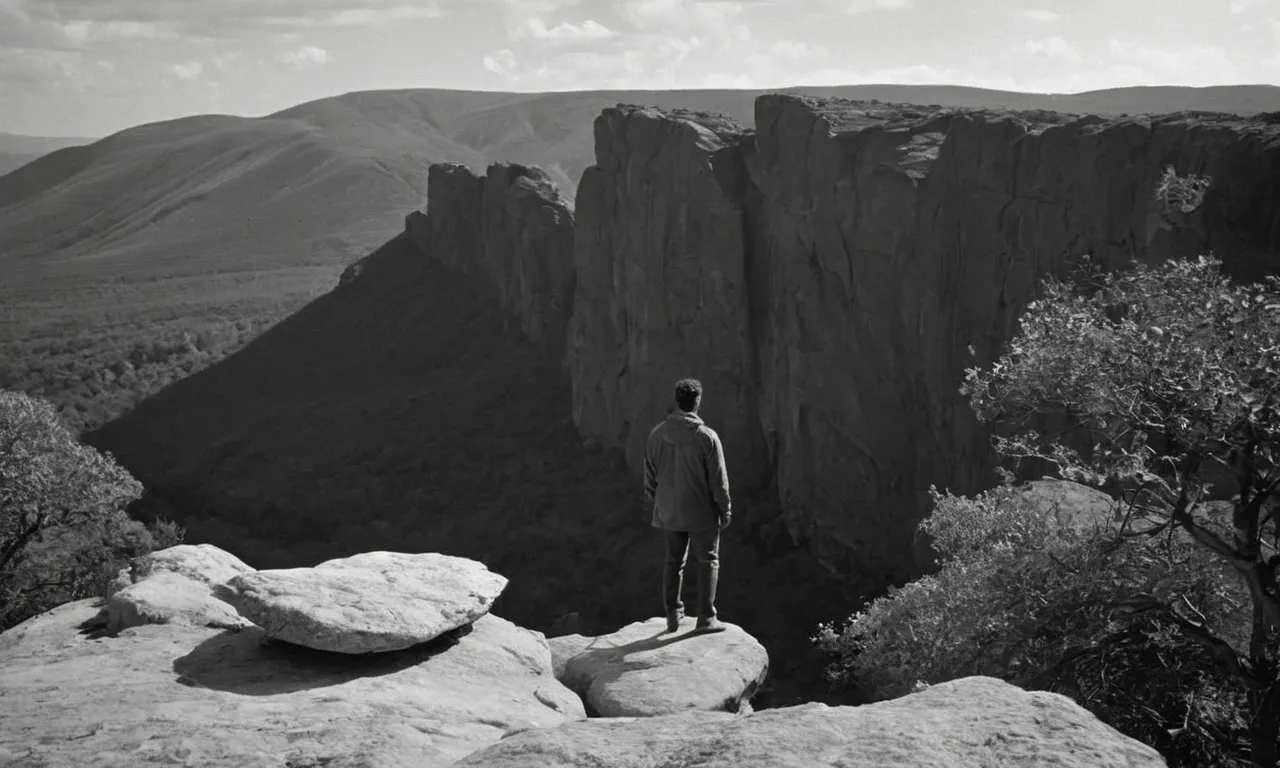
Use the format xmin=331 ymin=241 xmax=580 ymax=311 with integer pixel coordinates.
xmin=0 ymin=600 xmax=584 ymax=768
xmin=421 ymin=162 xmax=575 ymax=352
xmin=558 ymin=616 xmax=769 ymax=717
xmin=407 ymin=96 xmax=1280 ymax=584
xmin=217 ymin=551 xmax=508 ymax=654
xmin=105 ymin=543 xmax=256 ymax=633
xmin=454 ymin=675 xmax=1167 ymax=767
xmin=569 ymin=106 xmax=767 ymax=486
xmin=0 ymin=545 xmax=584 ymax=767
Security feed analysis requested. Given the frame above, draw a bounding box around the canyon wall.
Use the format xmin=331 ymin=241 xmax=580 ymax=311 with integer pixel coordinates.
xmin=417 ymin=162 xmax=575 ymax=353
xmin=408 ymin=96 xmax=1280 ymax=584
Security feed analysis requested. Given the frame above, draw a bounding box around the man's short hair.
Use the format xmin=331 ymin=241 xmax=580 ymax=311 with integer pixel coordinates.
xmin=674 ymin=378 xmax=702 ymax=412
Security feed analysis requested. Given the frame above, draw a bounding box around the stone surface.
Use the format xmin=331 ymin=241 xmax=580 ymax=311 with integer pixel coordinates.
xmin=454 ymin=675 xmax=1167 ymax=768
xmin=217 ymin=551 xmax=508 ymax=654
xmin=410 ymin=97 xmax=1280 ymax=586
xmin=103 ymin=544 xmax=257 ymax=633
xmin=105 ymin=543 xmax=254 ymax=600
xmin=547 ymin=633 xmax=592 ymax=681
xmin=561 ymin=616 xmax=768 ymax=717
xmin=107 ymin=570 xmax=253 ymax=633
xmin=0 ymin=598 xmax=584 ymax=768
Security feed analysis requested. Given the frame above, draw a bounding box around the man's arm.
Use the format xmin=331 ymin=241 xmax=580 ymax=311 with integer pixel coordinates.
xmin=643 ymin=432 xmax=658 ymax=513
xmin=705 ymin=431 xmax=732 ymax=524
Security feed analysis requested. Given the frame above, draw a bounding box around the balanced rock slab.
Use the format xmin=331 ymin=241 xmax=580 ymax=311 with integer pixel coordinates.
xmin=455 ymin=675 xmax=1167 ymax=768
xmin=561 ymin=617 xmax=768 ymax=717
xmin=218 ymin=551 xmax=508 ymax=653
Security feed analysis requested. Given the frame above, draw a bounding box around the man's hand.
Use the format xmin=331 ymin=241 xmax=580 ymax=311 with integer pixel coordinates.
xmin=718 ymin=512 xmax=732 ymax=530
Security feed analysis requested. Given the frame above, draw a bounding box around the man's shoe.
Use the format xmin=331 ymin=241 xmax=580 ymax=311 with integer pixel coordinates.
xmin=694 ymin=617 xmax=727 ymax=634
xmin=666 ymin=611 xmax=684 ymax=633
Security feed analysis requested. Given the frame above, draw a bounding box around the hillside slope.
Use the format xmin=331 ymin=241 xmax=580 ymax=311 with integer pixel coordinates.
xmin=0 ymin=132 xmax=94 ymax=177
xmin=86 ymin=231 xmax=856 ymax=708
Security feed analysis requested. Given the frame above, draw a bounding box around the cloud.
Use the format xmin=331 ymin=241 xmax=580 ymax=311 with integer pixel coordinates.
xmin=62 ymin=20 xmax=182 ymax=43
xmin=1017 ymin=9 xmax=1061 ymax=23
xmin=842 ymin=0 xmax=913 ymax=14
xmin=211 ymin=51 xmax=243 ymax=71
xmin=1022 ymin=36 xmax=1083 ymax=65
xmin=171 ymin=60 xmax=204 ymax=79
xmin=482 ymin=47 xmax=519 ymax=76
xmin=5 ymin=0 xmax=453 ymax=45
xmin=516 ymin=16 xmax=617 ymax=44
xmin=277 ymin=45 xmax=329 ymax=68
xmin=1105 ymin=38 xmax=1238 ymax=82
xmin=768 ymin=39 xmax=832 ymax=61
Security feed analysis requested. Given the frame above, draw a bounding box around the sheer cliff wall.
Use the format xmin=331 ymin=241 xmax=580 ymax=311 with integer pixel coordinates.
xmin=407 ymin=95 xmax=1280 ymax=583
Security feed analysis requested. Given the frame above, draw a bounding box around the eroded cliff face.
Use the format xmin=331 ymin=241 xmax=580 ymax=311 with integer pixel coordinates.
xmin=569 ymin=106 xmax=768 ymax=488
xmin=421 ymin=162 xmax=575 ymax=352
xmin=408 ymin=97 xmax=1280 ymax=583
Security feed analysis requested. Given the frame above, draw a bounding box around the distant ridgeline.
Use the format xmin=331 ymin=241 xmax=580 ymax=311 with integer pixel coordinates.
xmin=399 ymin=95 xmax=1280 ymax=584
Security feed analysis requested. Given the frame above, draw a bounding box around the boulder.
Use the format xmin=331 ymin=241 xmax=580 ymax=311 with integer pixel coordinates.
xmin=454 ymin=675 xmax=1167 ymax=768
xmin=105 ymin=543 xmax=254 ymax=600
xmin=107 ymin=570 xmax=253 ymax=633
xmin=547 ymin=633 xmax=592 ymax=681
xmin=561 ymin=617 xmax=768 ymax=717
xmin=217 ymin=551 xmax=508 ymax=654
xmin=0 ymin=598 xmax=584 ymax=768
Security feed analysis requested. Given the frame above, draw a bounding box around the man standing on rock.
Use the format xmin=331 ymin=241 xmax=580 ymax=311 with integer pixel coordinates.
xmin=644 ymin=378 xmax=732 ymax=635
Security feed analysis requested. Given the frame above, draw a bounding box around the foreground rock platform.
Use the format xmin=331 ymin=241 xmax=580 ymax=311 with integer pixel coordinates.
xmin=455 ymin=675 xmax=1167 ymax=767
xmin=0 ymin=598 xmax=584 ymax=767
xmin=560 ymin=616 xmax=769 ymax=717
xmin=217 ymin=550 xmax=508 ymax=653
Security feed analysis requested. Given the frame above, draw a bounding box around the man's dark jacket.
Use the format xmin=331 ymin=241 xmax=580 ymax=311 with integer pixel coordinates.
xmin=643 ymin=411 xmax=732 ymax=531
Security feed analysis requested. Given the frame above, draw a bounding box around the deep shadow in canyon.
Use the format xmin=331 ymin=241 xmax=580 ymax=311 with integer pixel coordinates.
xmin=86 ymin=232 xmax=864 ymax=709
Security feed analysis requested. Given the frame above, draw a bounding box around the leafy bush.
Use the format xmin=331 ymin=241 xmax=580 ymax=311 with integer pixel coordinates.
xmin=817 ymin=253 xmax=1279 ymax=766
xmin=0 ymin=389 xmax=185 ymax=630
xmin=815 ymin=479 xmax=1250 ymax=766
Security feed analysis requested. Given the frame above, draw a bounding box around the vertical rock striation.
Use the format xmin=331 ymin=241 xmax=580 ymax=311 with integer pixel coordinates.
xmin=407 ymin=97 xmax=1280 ymax=584
xmin=418 ymin=162 xmax=575 ymax=354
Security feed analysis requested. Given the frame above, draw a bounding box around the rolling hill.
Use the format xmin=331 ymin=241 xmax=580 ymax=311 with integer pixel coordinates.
xmin=0 ymin=132 xmax=95 ymax=177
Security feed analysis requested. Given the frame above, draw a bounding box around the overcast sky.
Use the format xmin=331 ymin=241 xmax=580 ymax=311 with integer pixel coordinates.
xmin=2 ymin=0 xmax=1278 ymax=137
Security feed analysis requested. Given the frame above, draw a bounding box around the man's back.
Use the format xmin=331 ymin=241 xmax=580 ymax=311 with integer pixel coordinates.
xmin=644 ymin=410 xmax=731 ymax=531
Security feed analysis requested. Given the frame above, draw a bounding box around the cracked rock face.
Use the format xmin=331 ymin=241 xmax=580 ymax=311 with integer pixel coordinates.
xmin=217 ymin=550 xmax=508 ymax=654
xmin=0 ymin=598 xmax=584 ymax=768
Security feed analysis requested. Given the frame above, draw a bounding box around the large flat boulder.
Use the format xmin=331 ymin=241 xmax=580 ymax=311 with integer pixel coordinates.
xmin=0 ymin=598 xmax=584 ymax=767
xmin=455 ymin=675 xmax=1167 ymax=767
xmin=217 ymin=551 xmax=508 ymax=654
xmin=561 ymin=617 xmax=768 ymax=717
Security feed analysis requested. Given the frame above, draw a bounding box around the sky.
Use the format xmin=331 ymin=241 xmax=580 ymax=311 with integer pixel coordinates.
xmin=2 ymin=0 xmax=1279 ymax=137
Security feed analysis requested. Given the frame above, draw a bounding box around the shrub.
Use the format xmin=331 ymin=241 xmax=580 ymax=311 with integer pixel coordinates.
xmin=0 ymin=389 xmax=185 ymax=630
xmin=816 ymin=479 xmax=1250 ymax=766
xmin=817 ymin=253 xmax=1279 ymax=766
